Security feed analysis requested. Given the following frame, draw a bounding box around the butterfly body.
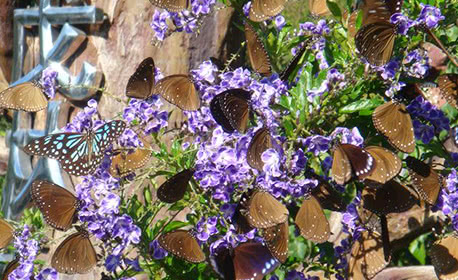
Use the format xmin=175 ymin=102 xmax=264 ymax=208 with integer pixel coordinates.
xmin=110 ymin=138 xmax=151 ymax=178
xmin=24 ymin=120 xmax=126 ymax=176
xmin=0 ymin=81 xmax=48 ymax=112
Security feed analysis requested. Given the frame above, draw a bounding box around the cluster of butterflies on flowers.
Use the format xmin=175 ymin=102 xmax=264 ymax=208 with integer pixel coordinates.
xmin=0 ymin=0 xmax=456 ymax=279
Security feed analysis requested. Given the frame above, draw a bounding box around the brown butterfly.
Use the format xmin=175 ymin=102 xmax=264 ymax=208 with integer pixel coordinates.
xmin=157 ymin=168 xmax=195 ymax=203
xmin=0 ymin=81 xmax=48 ymax=112
xmin=430 ymin=235 xmax=458 ymax=280
xmin=158 ymin=230 xmax=205 ymax=263
xmin=109 ymin=139 xmax=151 ymax=178
xmin=244 ymin=24 xmax=272 ymax=76
xmin=210 ymin=89 xmax=251 ymax=134
xmin=247 ymin=127 xmax=274 ymax=172
xmin=31 ymin=180 xmax=81 ymax=231
xmin=125 ymin=57 xmax=156 ymax=100
xmin=308 ymin=0 xmax=331 ymax=17
xmin=346 ymin=10 xmax=359 ymax=38
xmin=362 ymin=180 xmax=418 ymax=215
xmin=0 ymin=219 xmax=13 ymax=249
xmin=311 ymin=181 xmax=346 ymax=212
xmin=331 ymin=143 xmax=376 ymax=185
xmin=153 ymin=75 xmax=200 ymax=111
xmin=364 ymin=146 xmax=402 ymax=185
xmin=348 ymin=230 xmax=390 ymax=279
xmin=437 ymin=74 xmax=458 ymax=109
xmin=148 ymin=0 xmax=189 ymax=12
xmin=260 ymin=221 xmax=289 ymax=263
xmin=1 ymin=259 xmax=19 ymax=280
xmin=249 ymin=0 xmax=286 ymax=22
xmin=372 ymin=101 xmax=415 ymax=154
xmin=51 ymin=228 xmax=97 ymax=274
xmin=406 ymin=156 xmax=444 ymax=205
xmin=295 ymin=195 xmax=330 ymax=243
xmin=242 ymin=190 xmax=289 ymax=229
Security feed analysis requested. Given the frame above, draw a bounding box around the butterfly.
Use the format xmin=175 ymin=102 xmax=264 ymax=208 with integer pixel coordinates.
xmin=346 ymin=10 xmax=360 ymax=38
xmin=24 ymin=120 xmax=126 ymax=176
xmin=51 ymin=228 xmax=97 ymax=274
xmin=109 ymin=139 xmax=151 ymax=178
xmin=355 ymin=0 xmax=403 ymax=66
xmin=260 ymin=221 xmax=289 ymax=263
xmin=279 ymin=38 xmax=313 ymax=82
xmin=244 ymin=24 xmax=272 ymax=76
xmin=232 ymin=191 xmax=256 ymax=234
xmin=311 ymin=181 xmax=346 ymax=212
xmin=242 ymin=190 xmax=289 ymax=229
xmin=405 ymin=156 xmax=444 ymax=205
xmin=157 ymin=168 xmax=195 ymax=203
xmin=158 ymin=230 xmax=205 ymax=263
xmin=153 ymin=74 xmax=200 ymax=111
xmin=372 ymin=101 xmax=415 ymax=154
xmin=308 ymin=0 xmax=331 ymax=17
xmin=125 ymin=57 xmax=156 ymax=100
xmin=0 ymin=219 xmax=13 ymax=249
xmin=210 ymin=89 xmax=251 ymax=134
xmin=249 ymin=0 xmax=286 ymax=22
xmin=362 ymin=179 xmax=417 ymax=215
xmin=1 ymin=259 xmax=18 ymax=280
xmin=295 ymin=195 xmax=330 ymax=243
xmin=437 ymin=74 xmax=458 ymax=109
xmin=0 ymin=81 xmax=48 ymax=112
xmin=210 ymin=242 xmax=279 ymax=280
xmin=348 ymin=230 xmax=390 ymax=279
xmin=31 ymin=180 xmax=81 ymax=231
xmin=430 ymin=235 xmax=458 ymax=280
xmin=148 ymin=0 xmax=189 ymax=12
xmin=331 ymin=143 xmax=375 ymax=185
xmin=247 ymin=127 xmax=274 ymax=171
xmin=364 ymin=146 xmax=402 ymax=185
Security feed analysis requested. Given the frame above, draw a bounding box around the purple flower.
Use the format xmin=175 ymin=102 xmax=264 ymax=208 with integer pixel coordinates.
xmin=385 ymin=81 xmax=405 ymax=98
xmin=378 ymin=60 xmax=400 ymax=80
xmin=275 ymin=15 xmax=286 ymax=30
xmin=290 ymin=149 xmax=307 ymax=175
xmin=196 ymin=216 xmax=219 ymax=242
xmin=303 ymin=135 xmax=331 ymax=156
xmin=98 ymin=193 xmax=120 ymax=215
xmin=262 ymin=148 xmax=282 ymax=177
xmin=416 ymin=4 xmax=444 ymax=29
xmin=404 ymin=50 xmax=429 ymax=78
xmin=40 ymin=67 xmax=58 ymax=99
xmin=36 ymin=268 xmax=58 ymax=280
xmin=9 ymin=225 xmax=38 ymax=280
xmin=390 ymin=13 xmax=414 ymax=35
xmin=285 ymin=270 xmax=306 ymax=280
xmin=150 ymin=240 xmax=168 ymax=259
xmin=105 ymin=254 xmax=121 ymax=272
xmin=243 ymin=2 xmax=251 ymax=16
xmin=125 ymin=257 xmax=143 ymax=272
xmin=331 ymin=127 xmax=364 ymax=147
xmin=191 ymin=60 xmax=218 ymax=83
xmin=407 ymin=96 xmax=450 ymax=133
xmin=62 ymin=99 xmax=98 ymax=132
xmin=151 ymin=10 xmax=170 ymax=41
xmin=412 ymin=119 xmax=435 ymax=143
xmin=122 ymin=96 xmax=168 ymax=134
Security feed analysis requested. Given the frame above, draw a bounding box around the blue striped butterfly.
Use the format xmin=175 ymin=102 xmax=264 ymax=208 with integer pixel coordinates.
xmin=24 ymin=120 xmax=126 ymax=176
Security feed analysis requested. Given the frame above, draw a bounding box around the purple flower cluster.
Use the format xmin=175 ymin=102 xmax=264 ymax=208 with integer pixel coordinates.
xmin=341 ymin=192 xmax=362 ymax=234
xmin=35 ymin=268 xmax=58 ymax=280
xmin=385 ymin=81 xmax=405 ymax=98
xmin=378 ymin=60 xmax=400 ymax=81
xmin=209 ymin=225 xmax=256 ymax=256
xmin=196 ymin=216 xmax=219 ymax=242
xmin=123 ymin=96 xmax=168 ymax=135
xmin=150 ymin=240 xmax=169 ymax=259
xmin=9 ymin=225 xmax=39 ymax=280
xmin=297 ymin=20 xmax=329 ymax=70
xmin=307 ymin=68 xmax=346 ymax=102
xmin=390 ymin=13 xmax=414 ymax=35
xmin=150 ymin=10 xmax=169 ymax=41
xmin=330 ymin=127 xmax=364 ymax=147
xmin=404 ymin=50 xmax=429 ymax=78
xmin=437 ymin=169 xmax=458 ymax=230
xmin=62 ymin=99 xmax=98 ymax=132
xmin=40 ymin=67 xmax=58 ymax=99
xmin=416 ymin=4 xmax=445 ymax=29
xmin=275 ymin=16 xmax=286 ymax=30
xmin=303 ymin=135 xmax=331 ymax=156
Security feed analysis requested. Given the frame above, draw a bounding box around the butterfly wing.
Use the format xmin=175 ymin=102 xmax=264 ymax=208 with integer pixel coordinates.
xmin=158 ymin=230 xmax=205 ymax=263
xmin=0 ymin=82 xmax=48 ymax=112
xmin=157 ymin=169 xmax=195 ymax=203
xmin=309 ymin=0 xmax=331 ymax=16
xmin=51 ymin=230 xmax=97 ymax=274
xmin=279 ymin=40 xmax=311 ymax=82
xmin=362 ymin=180 xmax=417 ymax=215
xmin=295 ymin=195 xmax=330 ymax=243
xmin=355 ymin=22 xmax=396 ymax=66
xmin=349 ymin=231 xmax=389 ymax=280
xmin=126 ymin=57 xmax=155 ymax=99
xmin=333 ymin=144 xmax=375 ymax=184
xmin=31 ymin=180 xmax=79 ymax=231
xmin=233 ymin=242 xmax=279 ymax=280
xmin=406 ymin=156 xmax=443 ymax=205
xmin=430 ymin=235 xmax=458 ymax=280
xmin=245 ymin=24 xmax=272 ymax=76
xmin=1 ymin=259 xmax=19 ymax=280
xmin=373 ymin=101 xmax=415 ymax=153
xmin=219 ymin=89 xmax=251 ymax=133
xmin=249 ymin=0 xmax=286 ymax=22
xmin=261 ymin=221 xmax=289 ymax=263
xmin=244 ymin=190 xmax=289 ymax=229
xmin=438 ymin=74 xmax=458 ymax=109
xmin=110 ymin=140 xmax=151 ymax=178
xmin=0 ymin=219 xmax=13 ymax=249
xmin=153 ymin=74 xmax=200 ymax=111
xmin=331 ymin=144 xmax=353 ymax=185
xmin=364 ymin=146 xmax=401 ymax=184
xmin=247 ymin=127 xmax=273 ymax=171
xmin=311 ymin=181 xmax=346 ymax=212
xmin=148 ymin=0 xmax=189 ymax=12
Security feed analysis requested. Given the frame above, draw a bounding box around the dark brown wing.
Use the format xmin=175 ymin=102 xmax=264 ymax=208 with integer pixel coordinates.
xmin=233 ymin=243 xmax=279 ymax=280
xmin=261 ymin=221 xmax=289 ymax=263
xmin=249 ymin=0 xmax=286 ymax=22
xmin=220 ymin=89 xmax=251 ymax=133
xmin=340 ymin=144 xmax=376 ymax=181
xmin=31 ymin=180 xmax=79 ymax=231
xmin=406 ymin=156 xmax=443 ymax=205
xmin=244 ymin=190 xmax=289 ymax=229
xmin=355 ymin=22 xmax=396 ymax=66
xmin=1 ymin=259 xmax=19 ymax=280
xmin=311 ymin=181 xmax=346 ymax=212
xmin=245 ymin=24 xmax=272 ymax=76
xmin=109 ymin=140 xmax=151 ymax=178
xmin=148 ymin=0 xmax=189 ymax=12
xmin=51 ymin=230 xmax=97 ymax=274
xmin=247 ymin=127 xmax=274 ymax=171
xmin=126 ymin=57 xmax=155 ymax=99
xmin=0 ymin=219 xmax=13 ymax=249
xmin=157 ymin=169 xmax=195 ymax=203
xmin=349 ymin=230 xmax=389 ymax=280
xmin=365 ymin=146 xmax=401 ymax=184
xmin=373 ymin=101 xmax=415 ymax=153
xmin=361 ymin=0 xmax=394 ymax=26
xmin=430 ymin=235 xmax=458 ymax=280
xmin=362 ymin=180 xmax=417 ymax=215
xmin=0 ymin=82 xmax=47 ymax=112
xmin=295 ymin=195 xmax=330 ymax=243
xmin=158 ymin=230 xmax=205 ymax=263
xmin=153 ymin=74 xmax=200 ymax=111
xmin=438 ymin=74 xmax=458 ymax=109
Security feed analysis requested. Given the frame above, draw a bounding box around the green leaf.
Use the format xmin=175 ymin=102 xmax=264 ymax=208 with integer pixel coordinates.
xmin=164 ymin=221 xmax=188 ymax=232
xmin=339 ymin=99 xmax=381 ymax=113
xmin=327 ymin=0 xmax=341 ymax=18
